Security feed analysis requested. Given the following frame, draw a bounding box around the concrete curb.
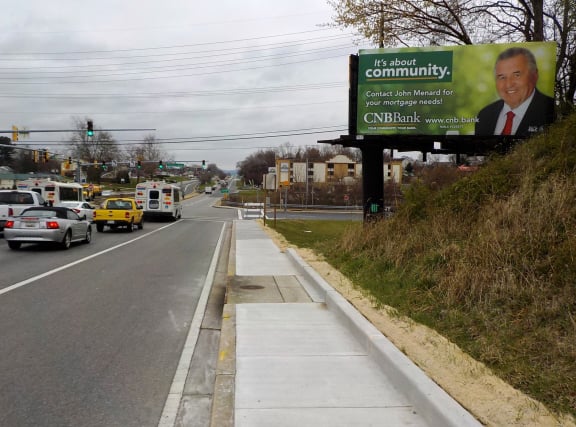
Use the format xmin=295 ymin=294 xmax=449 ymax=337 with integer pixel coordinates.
xmin=285 ymin=248 xmax=481 ymax=427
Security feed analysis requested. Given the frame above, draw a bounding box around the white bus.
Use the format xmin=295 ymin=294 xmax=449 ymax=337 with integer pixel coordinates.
xmin=17 ymin=178 xmax=84 ymax=206
xmin=135 ymin=180 xmax=182 ymax=221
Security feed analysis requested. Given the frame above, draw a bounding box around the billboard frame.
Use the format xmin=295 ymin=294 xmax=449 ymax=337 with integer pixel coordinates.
xmin=319 ymin=42 xmax=557 ymax=221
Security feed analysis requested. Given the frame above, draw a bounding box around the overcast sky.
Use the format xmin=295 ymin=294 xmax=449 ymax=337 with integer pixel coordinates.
xmin=0 ymin=0 xmax=370 ymax=171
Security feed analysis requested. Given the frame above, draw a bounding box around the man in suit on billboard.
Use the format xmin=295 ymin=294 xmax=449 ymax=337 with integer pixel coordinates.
xmin=475 ymin=47 xmax=554 ymax=137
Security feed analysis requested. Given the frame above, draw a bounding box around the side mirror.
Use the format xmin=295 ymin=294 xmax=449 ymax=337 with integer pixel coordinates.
xmin=80 ymin=214 xmax=87 ymax=221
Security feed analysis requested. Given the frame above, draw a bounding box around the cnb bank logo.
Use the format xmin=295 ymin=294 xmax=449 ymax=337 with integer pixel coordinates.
xmin=364 ymin=111 xmax=421 ymax=124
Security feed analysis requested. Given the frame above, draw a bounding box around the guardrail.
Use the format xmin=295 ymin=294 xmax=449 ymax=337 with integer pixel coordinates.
xmin=222 ymin=200 xmax=363 ymax=211
xmin=242 ymin=202 xmax=264 ymax=219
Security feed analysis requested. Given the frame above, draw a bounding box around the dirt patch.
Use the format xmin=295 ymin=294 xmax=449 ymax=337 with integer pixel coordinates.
xmin=261 ymin=222 xmax=575 ymax=427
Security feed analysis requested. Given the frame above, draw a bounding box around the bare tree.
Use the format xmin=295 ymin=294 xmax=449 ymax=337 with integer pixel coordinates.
xmin=124 ymin=134 xmax=169 ymax=179
xmin=69 ymin=117 xmax=121 ymax=163
xmin=236 ymin=149 xmax=277 ymax=185
xmin=0 ymin=137 xmax=14 ymax=168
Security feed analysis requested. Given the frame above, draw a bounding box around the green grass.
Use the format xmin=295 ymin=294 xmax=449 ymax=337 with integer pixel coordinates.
xmin=269 ymin=113 xmax=576 ymax=419
xmin=270 ymin=220 xmax=357 ymax=249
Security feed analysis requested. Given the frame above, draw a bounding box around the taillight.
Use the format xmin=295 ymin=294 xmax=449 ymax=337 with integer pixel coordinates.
xmin=125 ymin=212 xmax=130 ymax=218
xmin=4 ymin=220 xmax=14 ymax=229
xmin=73 ymin=208 xmax=81 ymax=213
xmin=46 ymin=221 xmax=60 ymax=229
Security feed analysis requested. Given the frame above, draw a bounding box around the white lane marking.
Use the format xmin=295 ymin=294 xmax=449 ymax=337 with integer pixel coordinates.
xmin=157 ymin=222 xmax=226 ymax=427
xmin=0 ymin=222 xmax=179 ymax=297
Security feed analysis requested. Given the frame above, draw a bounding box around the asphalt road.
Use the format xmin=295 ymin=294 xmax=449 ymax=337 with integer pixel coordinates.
xmin=0 ymin=194 xmax=236 ymax=427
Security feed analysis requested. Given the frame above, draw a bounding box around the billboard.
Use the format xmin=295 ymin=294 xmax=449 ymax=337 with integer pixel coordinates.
xmin=356 ymin=42 xmax=556 ymax=137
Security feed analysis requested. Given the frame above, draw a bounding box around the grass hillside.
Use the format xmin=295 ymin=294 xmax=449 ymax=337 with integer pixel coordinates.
xmin=273 ymin=113 xmax=576 ymax=419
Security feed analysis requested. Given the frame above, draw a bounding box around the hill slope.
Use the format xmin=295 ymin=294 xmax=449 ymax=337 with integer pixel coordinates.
xmin=326 ymin=114 xmax=576 ymax=419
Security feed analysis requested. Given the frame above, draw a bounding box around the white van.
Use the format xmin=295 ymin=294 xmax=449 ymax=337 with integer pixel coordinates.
xmin=17 ymin=178 xmax=84 ymax=206
xmin=135 ymin=180 xmax=182 ymax=221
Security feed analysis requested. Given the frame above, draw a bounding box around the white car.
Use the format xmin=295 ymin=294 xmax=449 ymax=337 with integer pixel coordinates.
xmin=55 ymin=201 xmax=96 ymax=222
xmin=4 ymin=206 xmax=92 ymax=250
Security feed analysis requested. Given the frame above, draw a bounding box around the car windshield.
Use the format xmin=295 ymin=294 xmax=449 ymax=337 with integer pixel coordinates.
xmin=108 ymin=201 xmax=131 ymax=209
xmin=21 ymin=210 xmax=59 ymax=218
xmin=0 ymin=192 xmax=37 ymax=204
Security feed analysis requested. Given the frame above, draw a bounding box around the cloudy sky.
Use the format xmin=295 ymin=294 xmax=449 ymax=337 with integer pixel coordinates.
xmin=1 ymin=0 xmax=370 ymax=171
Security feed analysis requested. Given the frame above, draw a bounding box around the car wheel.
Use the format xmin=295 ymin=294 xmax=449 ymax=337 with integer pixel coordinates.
xmin=8 ymin=241 xmax=21 ymax=250
xmin=84 ymin=226 xmax=92 ymax=243
xmin=96 ymin=223 xmax=104 ymax=232
xmin=127 ymin=220 xmax=134 ymax=232
xmin=60 ymin=231 xmax=72 ymax=250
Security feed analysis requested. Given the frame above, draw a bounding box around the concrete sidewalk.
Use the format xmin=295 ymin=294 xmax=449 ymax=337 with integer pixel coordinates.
xmin=212 ymin=220 xmax=481 ymax=427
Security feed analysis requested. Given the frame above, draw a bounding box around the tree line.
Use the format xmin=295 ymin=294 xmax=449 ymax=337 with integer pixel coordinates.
xmin=0 ymin=117 xmax=168 ymax=180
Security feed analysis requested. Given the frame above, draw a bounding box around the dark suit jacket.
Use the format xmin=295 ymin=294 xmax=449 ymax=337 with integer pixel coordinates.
xmin=475 ymin=89 xmax=555 ymax=137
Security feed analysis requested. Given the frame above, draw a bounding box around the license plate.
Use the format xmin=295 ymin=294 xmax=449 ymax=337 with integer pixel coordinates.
xmin=25 ymin=222 xmax=38 ymax=228
xmin=107 ymin=220 xmax=115 ymax=224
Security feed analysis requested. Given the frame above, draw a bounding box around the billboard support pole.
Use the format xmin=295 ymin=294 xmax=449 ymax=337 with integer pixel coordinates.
xmin=348 ymin=55 xmax=359 ymax=137
xmin=361 ymin=145 xmax=384 ymax=221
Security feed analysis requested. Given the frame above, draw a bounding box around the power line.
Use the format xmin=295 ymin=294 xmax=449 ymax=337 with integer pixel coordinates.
xmin=0 ymin=34 xmax=352 ymax=66
xmin=0 ymin=45 xmax=355 ymax=80
xmin=9 ymin=125 xmax=347 ymax=145
xmin=0 ymin=82 xmax=346 ymax=99
xmin=0 ymin=29 xmax=344 ymax=56
xmin=0 ymin=99 xmax=347 ymax=115
xmin=0 ymin=53 xmax=351 ymax=85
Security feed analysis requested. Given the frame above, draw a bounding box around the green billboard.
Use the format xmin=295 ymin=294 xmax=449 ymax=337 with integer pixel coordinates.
xmin=356 ymin=42 xmax=556 ymax=137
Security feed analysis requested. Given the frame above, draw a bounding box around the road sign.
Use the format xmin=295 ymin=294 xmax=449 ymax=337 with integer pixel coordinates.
xmin=220 ymin=188 xmax=229 ymax=194
xmin=167 ymin=163 xmax=184 ymax=169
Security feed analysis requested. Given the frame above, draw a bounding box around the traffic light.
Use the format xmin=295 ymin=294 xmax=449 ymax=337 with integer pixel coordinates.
xmin=101 ymin=161 xmax=107 ymax=171
xmin=68 ymin=156 xmax=73 ymax=166
xmin=202 ymin=160 xmax=206 ymax=170
xmin=137 ymin=160 xmax=142 ymax=169
xmin=87 ymin=120 xmax=94 ymax=137
xmin=158 ymin=160 xmax=163 ymax=170
xmin=12 ymin=125 xmax=18 ymax=142
xmin=32 ymin=150 xmax=38 ymax=163
xmin=43 ymin=150 xmax=49 ymax=162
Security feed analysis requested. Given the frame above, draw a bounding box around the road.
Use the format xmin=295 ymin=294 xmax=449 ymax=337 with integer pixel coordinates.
xmin=0 ymin=194 xmax=236 ymax=427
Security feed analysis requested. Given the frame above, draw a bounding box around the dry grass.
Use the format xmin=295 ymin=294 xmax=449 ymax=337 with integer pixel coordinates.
xmin=296 ymin=114 xmax=576 ymax=418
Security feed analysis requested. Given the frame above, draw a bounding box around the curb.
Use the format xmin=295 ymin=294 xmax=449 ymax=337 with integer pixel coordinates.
xmin=285 ymin=248 xmax=481 ymax=427
xmin=209 ymin=221 xmax=237 ymax=427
